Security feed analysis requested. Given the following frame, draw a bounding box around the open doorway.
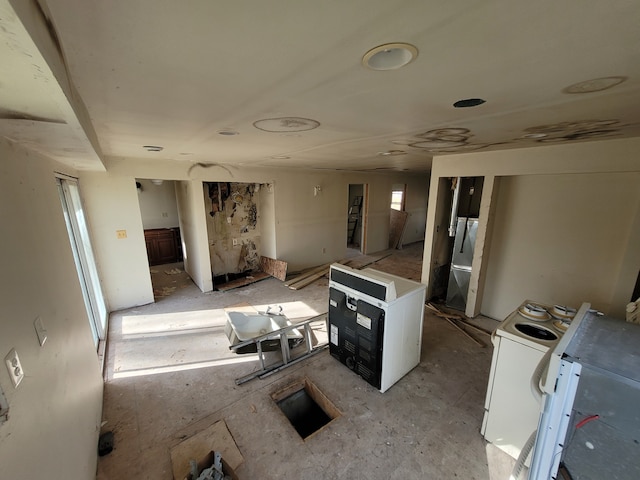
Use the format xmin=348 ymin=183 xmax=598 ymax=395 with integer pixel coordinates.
xmin=136 ymin=179 xmax=186 ymax=300
xmin=389 ymin=184 xmax=408 ymax=250
xmin=444 ymin=176 xmax=484 ymax=311
xmin=347 ymin=184 xmax=367 ymax=255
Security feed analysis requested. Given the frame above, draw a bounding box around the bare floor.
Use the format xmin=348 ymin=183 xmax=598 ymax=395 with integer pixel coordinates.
xmin=97 ymin=243 xmax=513 ymax=479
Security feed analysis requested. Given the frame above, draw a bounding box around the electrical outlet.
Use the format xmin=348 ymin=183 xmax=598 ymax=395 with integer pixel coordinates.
xmin=116 ymin=230 xmax=127 ymax=239
xmin=4 ymin=349 xmax=24 ymax=388
xmin=161 ymin=212 xmax=168 ymax=218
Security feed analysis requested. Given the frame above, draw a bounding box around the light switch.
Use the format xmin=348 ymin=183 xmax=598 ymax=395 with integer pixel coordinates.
xmin=116 ymin=230 xmax=127 ymax=239
xmin=34 ymin=316 xmax=47 ymax=346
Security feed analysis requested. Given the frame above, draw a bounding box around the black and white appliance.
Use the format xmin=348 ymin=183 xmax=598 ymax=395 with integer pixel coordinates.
xmin=328 ymin=264 xmax=426 ymax=393
xmin=527 ymin=306 xmax=640 ymax=480
xmin=482 ymin=300 xmax=565 ymax=460
xmin=446 ymin=217 xmax=478 ymax=311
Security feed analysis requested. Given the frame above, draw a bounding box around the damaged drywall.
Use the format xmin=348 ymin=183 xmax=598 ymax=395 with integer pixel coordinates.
xmin=204 ymin=182 xmax=261 ymax=276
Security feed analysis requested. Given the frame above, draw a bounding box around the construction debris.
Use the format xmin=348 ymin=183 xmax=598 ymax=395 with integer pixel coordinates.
xmin=215 ymin=272 xmax=270 ymax=292
xmin=259 ymin=256 xmax=288 ymax=281
xmin=425 ymin=303 xmax=489 ymax=347
xmin=284 ymin=251 xmax=395 ymax=291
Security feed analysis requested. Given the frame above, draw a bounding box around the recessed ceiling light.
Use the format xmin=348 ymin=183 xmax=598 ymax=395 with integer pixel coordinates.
xmin=563 ymin=76 xmax=627 ymax=94
xmin=453 ymin=98 xmax=486 ymax=108
xmin=254 ymin=117 xmax=320 ymax=132
xmin=410 ymin=140 xmax=467 ymax=149
xmin=377 ymin=150 xmax=407 ymax=156
xmin=270 ymin=155 xmax=291 ymax=160
xmin=521 ymin=133 xmax=548 ymax=139
xmin=217 ymin=129 xmax=239 ymax=136
xmin=143 ymin=145 xmax=163 ymax=152
xmin=362 ymin=43 xmax=418 ymax=71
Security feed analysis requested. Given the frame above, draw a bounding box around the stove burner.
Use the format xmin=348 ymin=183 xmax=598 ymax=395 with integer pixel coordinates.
xmin=514 ymin=323 xmax=558 ymax=341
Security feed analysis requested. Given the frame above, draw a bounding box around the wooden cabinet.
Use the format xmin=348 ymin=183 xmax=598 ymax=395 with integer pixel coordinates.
xmin=144 ymin=228 xmax=182 ymax=266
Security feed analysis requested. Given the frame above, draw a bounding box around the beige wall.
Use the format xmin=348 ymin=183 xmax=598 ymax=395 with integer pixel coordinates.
xmin=87 ymin=158 xmax=429 ymax=307
xmin=422 ymin=137 xmax=640 ymax=320
xmin=482 ymin=172 xmax=640 ymax=319
xmin=0 ymin=138 xmax=103 ymax=479
xmin=136 ymin=179 xmax=180 ymax=229
xmin=258 ymin=183 xmax=277 ymax=259
xmin=175 ymin=180 xmax=213 ymax=292
xmin=80 ymin=173 xmax=154 ymax=310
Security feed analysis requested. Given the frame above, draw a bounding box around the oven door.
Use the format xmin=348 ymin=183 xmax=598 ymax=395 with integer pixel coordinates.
xmin=354 ymin=299 xmax=385 ymax=389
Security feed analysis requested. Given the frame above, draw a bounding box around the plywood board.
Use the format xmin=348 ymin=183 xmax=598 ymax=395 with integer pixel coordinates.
xmin=389 ymin=209 xmax=409 ymax=249
xmin=170 ymin=419 xmax=243 ymax=480
xmin=259 ymin=256 xmax=288 ymax=281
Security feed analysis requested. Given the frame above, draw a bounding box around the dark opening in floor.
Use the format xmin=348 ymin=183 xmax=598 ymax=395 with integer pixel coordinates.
xmin=272 ymin=378 xmax=340 ymax=440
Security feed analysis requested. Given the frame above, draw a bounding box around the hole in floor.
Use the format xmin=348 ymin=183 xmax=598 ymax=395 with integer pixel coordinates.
xmin=272 ymin=377 xmax=341 ymax=440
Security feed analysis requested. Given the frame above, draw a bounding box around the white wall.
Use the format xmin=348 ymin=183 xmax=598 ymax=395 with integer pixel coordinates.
xmin=136 ymin=179 xmax=180 ymax=229
xmin=80 ymin=159 xmax=429 ymax=306
xmin=422 ymin=137 xmax=640 ymax=320
xmin=401 ymin=175 xmax=430 ymax=246
xmin=258 ymin=182 xmax=277 ymax=259
xmin=482 ymin=172 xmax=640 ymax=319
xmin=79 ymin=173 xmax=154 ymax=310
xmin=0 ymin=138 xmax=103 ymax=479
xmin=175 ymin=180 xmax=213 ymax=292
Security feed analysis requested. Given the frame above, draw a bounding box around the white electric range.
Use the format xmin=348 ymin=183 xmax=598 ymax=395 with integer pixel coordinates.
xmin=481 ymin=300 xmax=573 ymax=460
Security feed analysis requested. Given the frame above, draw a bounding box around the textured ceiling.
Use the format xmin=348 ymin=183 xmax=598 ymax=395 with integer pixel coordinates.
xmin=2 ymin=0 xmax=640 ymax=172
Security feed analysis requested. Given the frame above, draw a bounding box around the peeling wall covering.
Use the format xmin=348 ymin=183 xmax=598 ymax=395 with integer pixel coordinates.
xmin=204 ymin=182 xmax=261 ymax=276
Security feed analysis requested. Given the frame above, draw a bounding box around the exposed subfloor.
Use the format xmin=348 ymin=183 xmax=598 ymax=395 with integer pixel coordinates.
xmin=97 ymin=243 xmax=515 ymax=479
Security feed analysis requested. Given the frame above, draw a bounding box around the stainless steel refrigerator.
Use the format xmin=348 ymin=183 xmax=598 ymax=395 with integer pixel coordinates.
xmin=446 ymin=217 xmax=478 ymax=311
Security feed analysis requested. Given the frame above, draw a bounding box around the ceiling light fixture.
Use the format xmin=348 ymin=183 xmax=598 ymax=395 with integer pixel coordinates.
xmin=217 ymin=129 xmax=239 ymax=136
xmin=377 ymin=150 xmax=407 ymax=156
xmin=254 ymin=117 xmax=320 ymax=132
xmin=143 ymin=145 xmax=163 ymax=152
xmin=521 ymin=133 xmax=548 ymax=139
xmin=270 ymin=155 xmax=291 ymax=160
xmin=362 ymin=43 xmax=418 ymax=71
xmin=453 ymin=98 xmax=486 ymax=108
xmin=563 ymin=76 xmax=627 ymax=94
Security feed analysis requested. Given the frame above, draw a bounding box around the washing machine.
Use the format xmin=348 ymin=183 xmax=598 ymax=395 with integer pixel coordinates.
xmin=328 ymin=264 xmax=426 ymax=393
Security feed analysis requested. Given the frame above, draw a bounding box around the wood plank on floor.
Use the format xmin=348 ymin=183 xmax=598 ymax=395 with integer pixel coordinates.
xmin=215 ymin=271 xmax=270 ymax=291
xmin=284 ymin=263 xmax=332 ymax=287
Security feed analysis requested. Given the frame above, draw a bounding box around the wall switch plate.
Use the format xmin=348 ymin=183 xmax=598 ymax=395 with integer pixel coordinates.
xmin=4 ymin=349 xmax=24 ymax=388
xmin=34 ymin=316 xmax=47 ymax=346
xmin=232 ymin=238 xmax=239 ymax=246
